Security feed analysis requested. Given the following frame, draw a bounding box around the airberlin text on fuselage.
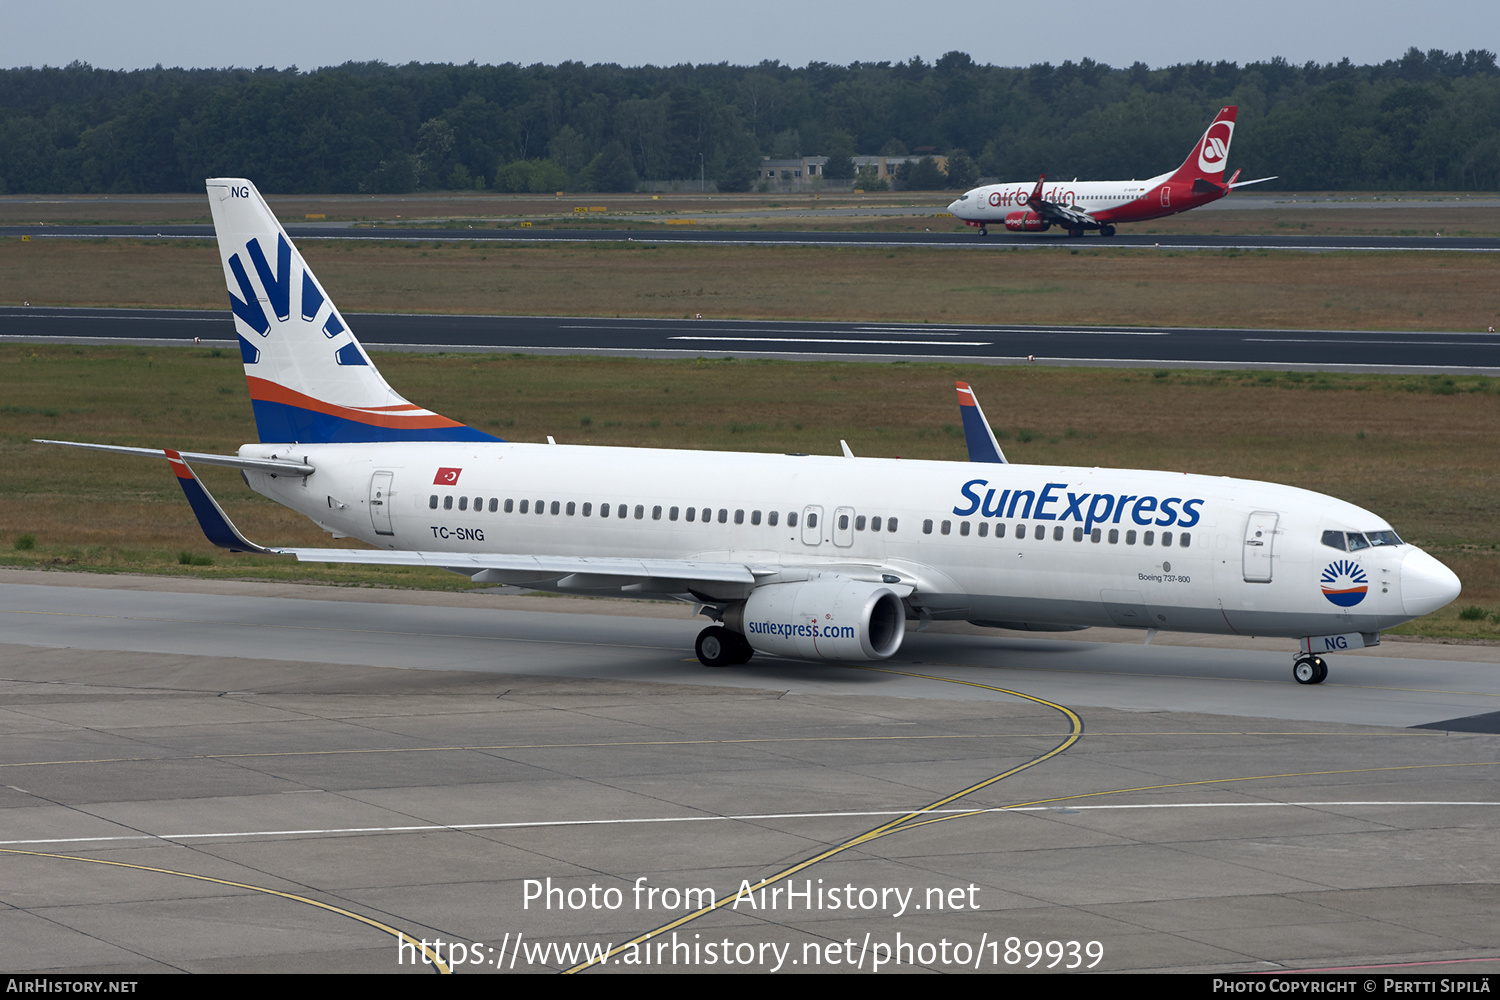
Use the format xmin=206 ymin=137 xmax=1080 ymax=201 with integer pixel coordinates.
xmin=954 ymin=479 xmax=1205 ymax=533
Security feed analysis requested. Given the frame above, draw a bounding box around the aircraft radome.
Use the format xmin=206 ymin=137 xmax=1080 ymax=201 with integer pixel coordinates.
xmin=41 ymin=179 xmax=1459 ymax=685
xmin=947 ymin=106 xmax=1275 ymax=237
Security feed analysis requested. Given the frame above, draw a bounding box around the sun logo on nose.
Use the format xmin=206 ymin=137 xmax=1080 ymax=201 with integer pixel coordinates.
xmin=1320 ymin=559 xmax=1368 ymax=607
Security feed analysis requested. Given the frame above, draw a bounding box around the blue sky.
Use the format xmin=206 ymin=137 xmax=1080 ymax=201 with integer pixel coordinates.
xmin=4 ymin=1 xmax=1495 ymax=72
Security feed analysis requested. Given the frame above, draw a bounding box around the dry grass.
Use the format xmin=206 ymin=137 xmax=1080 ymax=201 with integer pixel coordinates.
xmin=5 ymin=238 xmax=1500 ymax=332
xmin=2 ymin=347 xmax=1496 ymax=638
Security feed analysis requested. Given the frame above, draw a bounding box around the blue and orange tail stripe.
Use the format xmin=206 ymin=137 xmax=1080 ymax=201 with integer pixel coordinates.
xmin=245 ymin=378 xmax=498 ymax=444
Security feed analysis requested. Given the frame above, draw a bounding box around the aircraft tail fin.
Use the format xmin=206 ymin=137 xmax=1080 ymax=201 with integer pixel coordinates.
xmin=955 ymin=382 xmax=1007 ymax=464
xmin=1168 ymin=106 xmax=1237 ymax=184
xmin=205 ymin=179 xmax=496 ymax=444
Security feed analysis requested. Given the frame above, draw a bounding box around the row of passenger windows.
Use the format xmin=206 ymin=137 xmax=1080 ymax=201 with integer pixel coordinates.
xmin=921 ymin=518 xmax=1190 ymax=548
xmin=428 ymin=494 xmax=900 ymax=532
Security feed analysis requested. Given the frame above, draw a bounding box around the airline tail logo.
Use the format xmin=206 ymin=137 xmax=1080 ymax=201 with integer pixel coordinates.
xmin=1197 ymin=121 xmax=1234 ymax=174
xmin=1320 ymin=559 xmax=1368 ymax=607
xmin=227 ymin=234 xmax=361 ymax=367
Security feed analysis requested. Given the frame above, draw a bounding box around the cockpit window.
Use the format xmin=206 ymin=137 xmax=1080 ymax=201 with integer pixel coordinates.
xmin=1346 ymin=532 xmax=1370 ymax=551
xmin=1321 ymin=530 xmax=1346 ymax=551
xmin=1366 ymin=530 xmax=1402 ymax=547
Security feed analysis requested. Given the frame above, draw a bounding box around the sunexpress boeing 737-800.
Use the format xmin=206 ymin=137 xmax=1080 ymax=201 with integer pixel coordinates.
xmin=42 ymin=179 xmax=1459 ymax=685
xmin=946 ymin=106 xmax=1275 ymax=236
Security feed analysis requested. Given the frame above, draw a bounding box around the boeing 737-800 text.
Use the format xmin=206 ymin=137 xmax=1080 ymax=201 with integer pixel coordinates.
xmin=947 ymin=106 xmax=1275 ymax=236
xmin=41 ymin=179 xmax=1457 ymax=684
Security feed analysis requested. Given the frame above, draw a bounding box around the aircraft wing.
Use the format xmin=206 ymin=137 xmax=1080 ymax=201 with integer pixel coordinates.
xmin=1023 ymin=174 xmax=1097 ymax=227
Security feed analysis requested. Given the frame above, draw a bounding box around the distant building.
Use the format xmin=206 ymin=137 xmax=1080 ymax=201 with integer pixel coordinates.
xmin=757 ymin=154 xmax=949 ymax=191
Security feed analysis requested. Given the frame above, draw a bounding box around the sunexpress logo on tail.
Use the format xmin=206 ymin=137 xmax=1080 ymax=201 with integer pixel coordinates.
xmin=226 ymin=234 xmax=363 ymax=367
xmin=953 ymin=479 xmax=1205 ymax=532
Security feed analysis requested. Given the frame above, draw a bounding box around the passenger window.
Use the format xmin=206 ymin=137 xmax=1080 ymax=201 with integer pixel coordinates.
xmin=459 ymin=496 xmax=468 ymax=511
xmin=959 ymin=521 xmax=970 ymax=536
xmin=670 ymin=506 xmax=679 ymax=521
xmin=686 ymin=507 xmax=696 ymax=522
xmin=601 ymin=503 xmax=610 ymax=518
xmin=635 ymin=505 xmax=644 ymax=519
xmin=978 ymin=522 xmax=988 ymax=537
xmin=653 ymin=505 xmax=662 ymax=520
xmin=856 ymin=515 xmax=866 ymax=531
xmin=995 ymin=522 xmax=1005 ymax=538
xmin=1073 ymin=527 xmax=1083 ymax=542
xmin=806 ymin=512 xmax=817 ymax=528
xmin=444 ymin=495 xmax=454 ymax=510
xmin=788 ymin=512 xmax=798 ymax=528
xmin=429 ymin=495 xmax=438 ymax=510
xmin=769 ymin=510 xmax=779 ymax=527
xmin=1180 ymin=532 xmax=1191 ymax=548
xmin=923 ymin=519 xmax=933 ymax=535
xmin=1108 ymin=529 xmax=1118 ymax=544
xmin=887 ymin=518 xmax=897 ymax=533
xmin=1016 ymin=524 xmax=1027 ymax=539
xmin=871 ymin=516 xmax=881 ymax=532
xmin=1144 ymin=530 xmax=1154 ymax=545
xmin=1162 ymin=532 xmax=1173 ymax=547
xmin=752 ymin=510 xmax=761 ymax=525
xmin=582 ymin=502 xmax=592 ymax=517
xmin=941 ymin=520 xmax=951 ymax=535
xmin=536 ymin=500 xmax=545 ymax=515
xmin=1053 ymin=526 xmax=1063 ymax=541
xmin=566 ymin=501 xmax=575 ymax=515
xmin=735 ymin=509 xmax=745 ymax=525
xmin=1126 ymin=530 xmax=1136 ymax=545
xmin=489 ymin=498 xmax=498 ymax=513
xmin=551 ymin=501 xmax=560 ymax=515
xmin=474 ymin=497 xmax=482 ymax=510
xmin=505 ymin=498 xmax=514 ymax=513
xmin=1090 ymin=528 xmax=1100 ymax=542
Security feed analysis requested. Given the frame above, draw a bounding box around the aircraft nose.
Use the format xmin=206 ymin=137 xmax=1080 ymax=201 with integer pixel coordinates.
xmin=1400 ymin=548 xmax=1461 ymax=617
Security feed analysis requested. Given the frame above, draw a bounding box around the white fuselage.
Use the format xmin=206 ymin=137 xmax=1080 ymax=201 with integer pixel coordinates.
xmin=948 ymin=174 xmax=1166 ymax=222
xmin=241 ymin=440 xmax=1448 ymax=642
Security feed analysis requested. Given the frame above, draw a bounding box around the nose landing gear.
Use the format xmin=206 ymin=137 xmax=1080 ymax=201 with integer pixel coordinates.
xmin=1293 ymin=653 xmax=1328 ymax=685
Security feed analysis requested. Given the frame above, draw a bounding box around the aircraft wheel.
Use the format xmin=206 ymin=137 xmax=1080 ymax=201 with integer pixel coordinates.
xmin=1068 ymin=226 xmax=1084 ymax=238
xmin=1293 ymin=654 xmax=1328 ymax=685
xmin=978 ymin=226 xmax=988 ymax=236
xmin=729 ymin=632 xmax=755 ymax=664
xmin=696 ymin=626 xmax=739 ymax=667
xmin=1100 ymin=224 xmax=1116 ymax=237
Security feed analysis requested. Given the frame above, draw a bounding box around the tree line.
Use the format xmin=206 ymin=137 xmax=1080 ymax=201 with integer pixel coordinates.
xmin=0 ymin=47 xmax=1496 ymax=194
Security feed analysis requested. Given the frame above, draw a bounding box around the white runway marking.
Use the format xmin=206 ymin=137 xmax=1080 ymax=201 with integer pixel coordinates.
xmin=6 ymin=802 xmax=1495 ymax=848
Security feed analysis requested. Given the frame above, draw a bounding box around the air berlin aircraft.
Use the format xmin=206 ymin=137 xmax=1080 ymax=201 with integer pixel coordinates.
xmin=947 ymin=106 xmax=1274 ymax=236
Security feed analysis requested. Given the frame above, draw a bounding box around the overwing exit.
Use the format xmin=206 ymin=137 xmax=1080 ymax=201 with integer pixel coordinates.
xmin=947 ymin=107 xmax=1276 ymax=237
xmin=40 ymin=178 xmax=1459 ymax=686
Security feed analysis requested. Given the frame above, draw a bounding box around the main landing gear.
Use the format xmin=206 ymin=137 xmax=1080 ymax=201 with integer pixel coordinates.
xmin=978 ymin=225 xmax=988 ymax=236
xmin=696 ymin=626 xmax=754 ymax=667
xmin=1292 ymin=653 xmax=1328 ymax=685
xmin=1099 ymin=224 xmax=1116 ymax=237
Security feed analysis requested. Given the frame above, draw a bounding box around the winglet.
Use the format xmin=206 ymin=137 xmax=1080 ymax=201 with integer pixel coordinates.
xmin=164 ymin=449 xmax=278 ymax=554
xmin=955 ymin=382 xmax=1007 ymax=464
xmin=1028 ymin=174 xmax=1047 ymax=205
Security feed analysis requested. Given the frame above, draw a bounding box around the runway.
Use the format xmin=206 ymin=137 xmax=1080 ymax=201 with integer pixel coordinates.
xmin=6 ymin=306 xmax=1499 ymax=373
xmin=3 ymin=571 xmax=1497 ymax=974
xmin=6 ymin=223 xmax=1500 ymax=253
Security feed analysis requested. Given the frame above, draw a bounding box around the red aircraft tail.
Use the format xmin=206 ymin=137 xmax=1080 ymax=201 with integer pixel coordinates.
xmin=1168 ymin=106 xmax=1237 ymax=184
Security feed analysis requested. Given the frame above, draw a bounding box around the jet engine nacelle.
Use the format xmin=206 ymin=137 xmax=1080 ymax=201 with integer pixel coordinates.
xmin=1004 ymin=211 xmax=1050 ymax=232
xmin=724 ymin=576 xmax=907 ymax=661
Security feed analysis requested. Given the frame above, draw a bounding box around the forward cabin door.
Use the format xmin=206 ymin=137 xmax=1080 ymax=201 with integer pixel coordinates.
xmin=370 ymin=471 xmax=395 ymax=536
xmin=1242 ymin=511 xmax=1278 ymax=583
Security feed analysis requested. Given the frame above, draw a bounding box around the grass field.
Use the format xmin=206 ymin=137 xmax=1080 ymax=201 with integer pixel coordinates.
xmin=3 ymin=347 xmax=1496 ymax=640
xmin=5 ymin=238 xmax=1500 ymax=332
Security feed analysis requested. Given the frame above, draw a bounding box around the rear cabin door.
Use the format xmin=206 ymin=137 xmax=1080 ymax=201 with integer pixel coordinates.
xmin=370 ymin=471 xmax=395 ymax=536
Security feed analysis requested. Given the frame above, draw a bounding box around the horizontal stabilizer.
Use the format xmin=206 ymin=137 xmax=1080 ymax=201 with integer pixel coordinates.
xmin=1229 ymin=175 xmax=1277 ymax=189
xmin=37 ymin=439 xmax=314 ymax=476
